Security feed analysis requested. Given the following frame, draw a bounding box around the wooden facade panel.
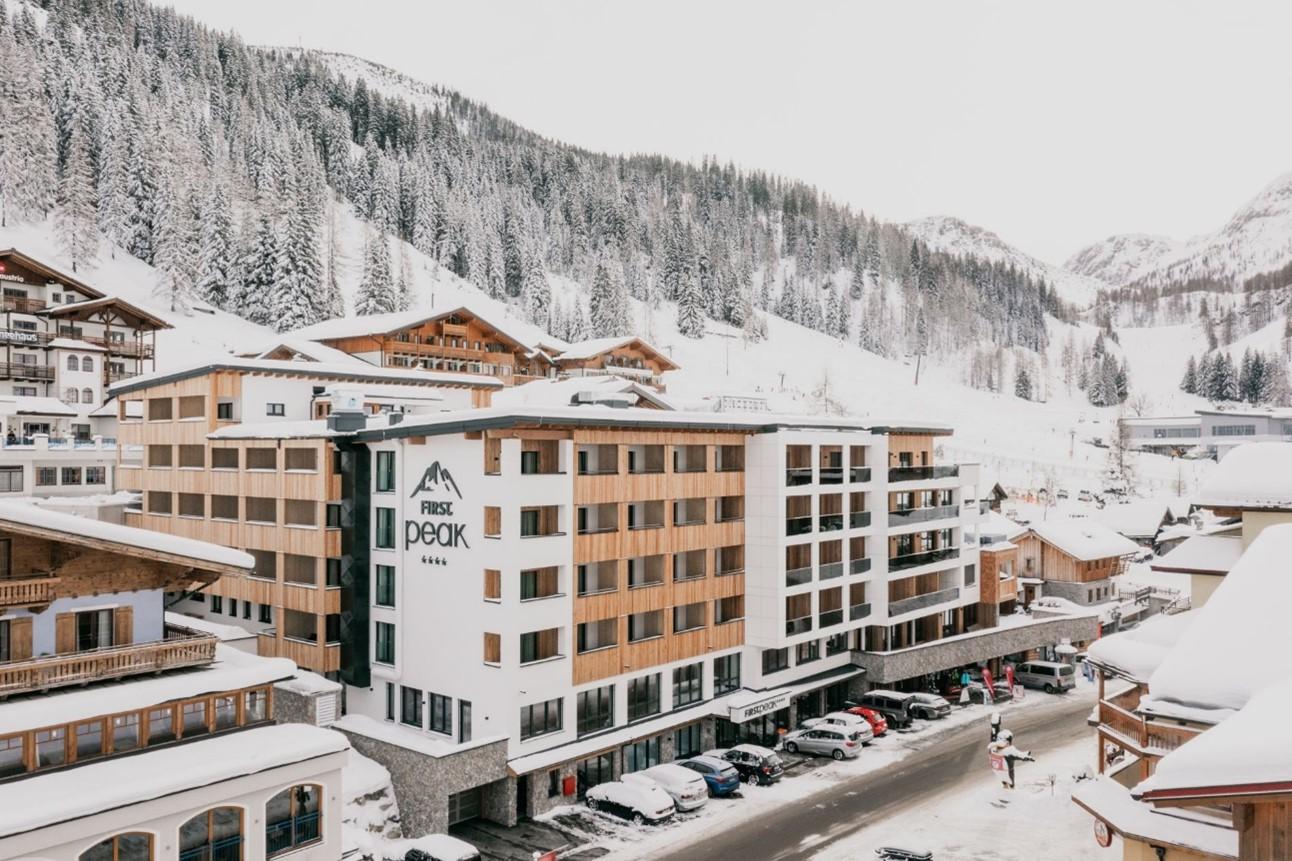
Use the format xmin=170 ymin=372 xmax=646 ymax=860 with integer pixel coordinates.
xmin=574 ymin=470 xmax=743 ymax=505
xmin=887 ymin=434 xmax=935 ymax=466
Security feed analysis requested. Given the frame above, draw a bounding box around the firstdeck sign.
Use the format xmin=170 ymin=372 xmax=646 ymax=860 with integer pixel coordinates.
xmin=404 ymin=461 xmax=470 ymax=551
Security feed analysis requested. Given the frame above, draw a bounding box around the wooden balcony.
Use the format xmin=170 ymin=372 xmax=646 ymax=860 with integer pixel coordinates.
xmin=81 ymin=335 xmax=154 ymax=358
xmin=1 ymin=296 xmax=46 ymax=314
xmin=0 ymin=576 xmax=58 ymax=608
xmin=0 ymin=633 xmax=217 ymax=697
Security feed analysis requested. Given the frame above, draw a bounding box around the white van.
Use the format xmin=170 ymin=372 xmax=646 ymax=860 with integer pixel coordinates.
xmin=1015 ymin=660 xmax=1076 ymax=693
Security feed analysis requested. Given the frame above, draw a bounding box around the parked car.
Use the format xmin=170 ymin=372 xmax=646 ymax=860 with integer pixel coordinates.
xmin=906 ymin=692 xmax=952 ymax=720
xmin=678 ymin=755 xmax=742 ymax=797
xmin=704 ymin=744 xmax=784 ymax=785
xmin=585 ymin=780 xmax=676 ymax=824
xmin=853 ymin=690 xmax=915 ymax=728
xmin=403 ymin=834 xmax=481 ymax=861
xmin=961 ymin=681 xmax=1013 ymax=704
xmin=875 ymin=847 xmax=934 ymax=861
xmin=1015 ymin=660 xmax=1076 ymax=693
xmin=781 ymin=726 xmax=868 ymax=760
xmin=801 ymin=711 xmax=874 ymax=739
xmin=624 ymin=764 xmax=709 ymax=811
xmin=843 ymin=704 xmax=889 ymax=736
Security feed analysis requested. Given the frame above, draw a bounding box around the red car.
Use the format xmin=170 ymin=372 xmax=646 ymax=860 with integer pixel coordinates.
xmin=844 ymin=705 xmax=888 ymax=736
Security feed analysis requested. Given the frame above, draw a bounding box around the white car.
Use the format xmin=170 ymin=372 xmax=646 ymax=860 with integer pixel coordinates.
xmin=801 ymin=711 xmax=874 ymax=738
xmin=401 ymin=834 xmax=481 ymax=861
xmin=585 ymin=779 xmax=676 ymax=824
xmin=624 ymin=763 xmax=709 ymax=811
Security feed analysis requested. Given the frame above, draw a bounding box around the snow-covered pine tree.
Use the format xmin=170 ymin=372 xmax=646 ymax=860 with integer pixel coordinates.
xmin=1180 ymin=355 xmax=1198 ymax=394
xmin=589 ymin=251 xmax=631 ymax=337
xmin=273 ymin=151 xmax=327 ymax=332
xmin=54 ymin=115 xmax=98 ymax=271
xmin=195 ymin=182 xmax=235 ymax=309
xmin=396 ymin=243 xmax=413 ymax=311
xmin=324 ymin=195 xmax=345 ymax=318
xmin=151 ymin=167 xmax=197 ymax=313
xmin=520 ymin=238 xmax=552 ymax=330
xmin=355 ymin=230 xmax=397 ymax=316
xmin=239 ymin=212 xmax=281 ymax=326
xmin=124 ymin=127 xmax=157 ymax=263
xmin=1014 ymin=364 xmax=1032 ymax=401
xmin=0 ymin=35 xmax=56 ymax=224
xmin=95 ymin=110 xmax=131 ymax=253
xmin=676 ymin=266 xmax=706 ymax=339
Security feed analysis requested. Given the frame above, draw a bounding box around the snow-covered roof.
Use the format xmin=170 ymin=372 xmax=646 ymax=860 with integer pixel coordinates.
xmin=553 ymin=335 xmax=679 ymax=369
xmin=1093 ymin=500 xmax=1172 ymax=539
xmin=978 ymin=510 xmax=1027 ymax=542
xmin=165 ymin=611 xmax=256 ymax=642
xmin=1150 ymin=534 xmax=1243 ymax=576
xmin=1147 ymin=523 xmax=1292 ymax=718
xmin=46 ymin=337 xmax=106 ymax=352
xmin=1071 ymin=776 xmax=1237 ymax=859
xmin=109 ymin=355 xmax=502 ymax=397
xmin=1085 ymin=610 xmax=1197 ymax=682
xmin=288 ymin=302 xmax=545 ymax=352
xmin=332 ymin=713 xmax=504 ymax=759
xmin=0 ymin=723 xmax=347 ymax=838
xmin=1 ymin=645 xmax=294 ymax=736
xmin=276 ymin=669 xmax=343 ymax=696
xmin=0 ymin=500 xmax=254 ymax=572
xmin=88 ymin=396 xmax=142 ymax=419
xmin=208 ymin=419 xmax=340 ymax=441
xmin=1025 ymin=518 xmax=1140 ymax=561
xmin=253 ymin=336 xmax=377 ymax=366
xmin=1195 ymin=442 xmax=1292 ymax=510
xmin=0 ymin=396 xmax=76 ymax=417
xmin=40 ymin=294 xmax=172 ymax=329
xmin=491 ymin=375 xmax=676 ymax=410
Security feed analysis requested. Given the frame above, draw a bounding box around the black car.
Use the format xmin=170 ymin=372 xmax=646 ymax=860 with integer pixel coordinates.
xmin=703 ymin=744 xmax=784 ymax=785
xmin=850 ymin=691 xmax=915 ymax=728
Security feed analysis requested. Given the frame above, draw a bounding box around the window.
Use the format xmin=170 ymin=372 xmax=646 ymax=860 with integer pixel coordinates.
xmin=82 ymin=357 xmax=94 ymax=373
xmin=964 ymin=564 xmax=977 ymax=586
xmin=61 ymin=466 xmax=82 ymax=485
xmin=577 ymin=752 xmax=614 ymax=798
xmin=75 ymin=719 xmax=104 ymax=760
xmin=178 ymin=444 xmax=205 ymax=468
xmin=182 ymin=700 xmax=209 ymax=737
xmin=266 ymin=784 xmax=322 ymax=857
xmin=79 ymin=833 xmax=152 ymax=861
xmin=428 ymin=692 xmax=451 ymax=735
xmin=259 ymin=604 xmax=272 ymax=624
xmin=111 ymin=714 xmax=140 ymax=753
xmin=210 ymin=448 xmax=238 ymax=469
xmin=35 ymin=467 xmax=56 ymax=487
xmin=400 ymin=686 xmax=422 ymax=727
xmin=178 ymin=493 xmax=204 ymax=518
xmin=217 ymin=401 xmax=234 ymax=420
xmin=520 ymin=508 xmax=539 ymax=536
xmin=674 ymin=722 xmax=702 ymax=759
xmin=326 ymin=503 xmax=341 ymax=528
xmin=178 ymin=395 xmax=204 ymax=419
xmin=622 ymin=736 xmax=661 ymax=773
xmin=246 ymin=497 xmax=276 ymax=524
xmin=76 ymin=608 xmax=114 ymax=651
xmin=375 ymin=622 xmax=395 ymax=664
xmin=385 ymin=683 xmax=395 ymax=721
xmin=211 ymin=596 xmax=223 ymax=614
xmin=375 ymin=451 xmax=396 ymax=492
xmin=246 ymin=448 xmax=277 ymax=470
xmin=714 ymin=653 xmax=741 ymax=695
xmin=459 ymin=700 xmax=472 ymax=743
xmin=673 ymin=662 xmax=703 ymax=708
xmin=266 ymin=402 xmax=286 ymax=416
xmin=627 ymin=673 xmax=661 ymax=721
xmin=282 ymin=554 xmax=314 ymax=585
xmin=796 ymin=640 xmax=820 ymax=665
xmin=227 ymin=598 xmax=238 ymax=617
xmin=520 ymin=450 xmax=540 ymax=474
xmin=762 ymin=647 xmax=789 ymax=675
xmin=81 ymin=387 xmax=93 ymax=404
xmin=673 ymin=602 xmax=706 ymax=633
xmin=282 ymin=447 xmax=317 ymax=471
xmin=211 ymin=495 xmax=238 ymax=520
xmin=214 ymin=694 xmax=237 ymax=730
xmin=375 ymin=565 xmax=395 ymax=607
xmin=375 ymin=508 xmax=395 ymax=548
xmin=548 ymin=770 xmax=560 ymax=798
xmin=826 ymin=632 xmax=848 ymax=656
xmin=147 ymin=444 xmax=172 ymax=467
xmin=179 ymin=808 xmax=242 ymax=861
xmin=66 ymin=355 xmax=79 ymax=371
xmin=85 ymin=466 xmax=105 ymax=485
xmin=35 ymin=728 xmax=66 ymax=767
xmin=147 ymin=398 xmax=172 ymax=421
xmin=326 ymin=558 xmax=342 ymax=586
xmin=577 ymin=685 xmax=614 ymax=736
xmin=285 ymin=499 xmax=317 ymax=527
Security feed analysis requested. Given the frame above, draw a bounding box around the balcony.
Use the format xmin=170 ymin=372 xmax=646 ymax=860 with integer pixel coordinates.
xmin=0 ymin=362 xmax=54 ymax=381
xmin=819 ymin=467 xmax=844 ymax=485
xmin=0 ymin=576 xmax=58 ymax=608
xmin=786 ymin=566 xmax=812 ymax=587
xmin=785 ymin=515 xmax=813 ymax=537
xmin=785 ymin=467 xmax=813 ymax=487
xmin=888 ymin=504 xmax=960 ymax=527
xmin=0 ymin=633 xmax=217 ymax=697
xmin=819 ymin=561 xmax=844 ymax=580
xmin=849 ymin=602 xmax=871 ymax=621
xmin=888 ymin=465 xmax=959 ymax=483
xmin=818 ymin=514 xmax=844 ymax=533
xmin=849 ymin=511 xmax=871 ymax=529
xmin=849 ymin=467 xmax=871 ymax=483
xmin=82 ymin=335 xmax=154 ymax=358
xmin=785 ymin=616 xmax=813 ymax=636
xmin=850 ymin=558 xmax=871 ymax=575
xmin=889 ymin=586 xmax=961 ymax=616
xmin=818 ymin=609 xmax=843 ymax=628
xmin=1 ymin=296 xmax=46 ymax=313
xmin=889 ymin=547 xmax=959 ymax=572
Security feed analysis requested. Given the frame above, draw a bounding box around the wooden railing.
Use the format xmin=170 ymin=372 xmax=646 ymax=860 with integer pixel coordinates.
xmin=1098 ymin=699 xmax=1146 ymax=748
xmin=1145 ymin=721 xmax=1199 ymax=754
xmin=0 ymin=634 xmax=217 ymax=696
xmin=0 ymin=576 xmax=58 ymax=608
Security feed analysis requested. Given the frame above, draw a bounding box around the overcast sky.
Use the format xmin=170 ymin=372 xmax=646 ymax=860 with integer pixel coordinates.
xmin=164 ymin=0 xmax=1292 ymax=265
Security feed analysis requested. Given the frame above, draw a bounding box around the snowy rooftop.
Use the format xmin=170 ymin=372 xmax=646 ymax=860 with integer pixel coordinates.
xmin=1137 ymin=676 xmax=1292 ymax=799
xmin=1195 ymin=442 xmax=1292 ymax=510
xmin=252 ymin=336 xmax=377 ymax=366
xmin=333 ymin=713 xmax=503 ymax=759
xmin=1071 ymin=776 xmax=1237 ymax=859
xmin=288 ymin=301 xmax=550 ymax=352
xmin=1150 ymin=533 xmax=1243 ymax=576
xmin=1 ymin=645 xmax=294 ymax=736
xmin=165 ymin=611 xmax=256 ymax=642
xmin=88 ymin=396 xmax=142 ymax=419
xmin=1026 ymin=518 xmax=1140 ymax=561
xmin=1147 ymin=524 xmax=1292 ymax=718
xmin=0 ymin=500 xmax=253 ymax=571
xmin=1085 ymin=610 xmax=1196 ymax=682
xmin=207 ymin=411 xmax=420 ymax=440
xmin=108 ymin=355 xmax=502 ymax=397
xmin=978 ymin=509 xmax=1027 ymax=542
xmin=0 ymin=396 xmax=76 ymax=417
xmin=46 ymin=337 xmax=106 ymax=352
xmin=0 ymin=723 xmax=347 ymax=838
xmin=490 ymin=375 xmax=676 ymax=410
xmin=553 ymin=335 xmax=679 ymax=368
xmin=1093 ymin=500 xmax=1172 ymax=539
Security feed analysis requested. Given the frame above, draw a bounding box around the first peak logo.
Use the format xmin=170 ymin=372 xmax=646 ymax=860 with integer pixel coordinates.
xmin=410 ymin=461 xmax=462 ymax=500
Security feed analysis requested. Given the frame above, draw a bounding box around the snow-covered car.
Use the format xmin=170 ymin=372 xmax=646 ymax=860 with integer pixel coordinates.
xmin=623 ymin=763 xmax=709 ymax=811
xmin=781 ymin=725 xmax=867 ymax=760
xmin=802 ymin=711 xmax=872 ymax=734
xmin=843 ymin=704 xmax=889 ymax=736
xmin=401 ymin=834 xmax=481 ymax=861
xmin=906 ymin=693 xmax=952 ymax=720
xmin=585 ymin=779 xmax=676 ymax=824
xmin=703 ymin=745 xmax=784 ymax=785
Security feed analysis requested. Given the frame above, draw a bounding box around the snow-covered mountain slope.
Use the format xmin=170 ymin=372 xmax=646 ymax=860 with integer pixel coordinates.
xmin=306 ymin=51 xmax=451 ymax=115
xmin=905 ymin=215 xmax=1105 ymax=309
xmin=1065 ymin=173 xmax=1292 ymax=290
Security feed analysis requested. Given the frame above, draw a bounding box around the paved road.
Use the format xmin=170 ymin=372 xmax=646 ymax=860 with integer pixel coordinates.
xmin=667 ymin=695 xmax=1094 ymax=861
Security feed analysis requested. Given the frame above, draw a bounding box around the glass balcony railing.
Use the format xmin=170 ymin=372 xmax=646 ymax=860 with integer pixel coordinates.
xmin=818 ymin=609 xmax=844 ymax=628
xmin=850 ymin=557 xmax=871 ymax=575
xmin=888 ymin=547 xmax=959 ymax=572
xmin=786 ymin=566 xmax=812 ymax=587
xmin=887 ymin=504 xmax=960 ymax=527
xmin=786 ymin=515 xmax=813 ymax=537
xmin=786 ymin=467 xmax=813 ymax=487
xmin=849 ymin=511 xmax=871 ymax=529
xmin=818 ymin=514 xmax=844 ymax=532
xmin=819 ymin=467 xmax=844 ymax=485
xmin=819 ymin=561 xmax=844 ymax=580
xmin=888 ymin=465 xmax=959 ymax=483
xmin=889 ymin=586 xmax=961 ymax=617
xmin=785 ymin=616 xmax=813 ymax=636
xmin=850 ymin=466 xmax=871 ymax=483
xmin=849 ymin=602 xmax=871 ymax=621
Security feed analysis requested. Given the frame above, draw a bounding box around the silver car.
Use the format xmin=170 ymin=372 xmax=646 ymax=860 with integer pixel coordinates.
xmin=781 ymin=726 xmax=865 ymax=760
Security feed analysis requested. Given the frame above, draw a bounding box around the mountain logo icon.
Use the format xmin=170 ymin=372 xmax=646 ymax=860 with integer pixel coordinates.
xmin=410 ymin=461 xmax=463 ymax=499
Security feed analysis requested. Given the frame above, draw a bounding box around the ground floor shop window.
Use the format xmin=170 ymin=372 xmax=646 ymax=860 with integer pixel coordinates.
xmin=826 ymin=681 xmax=850 ymax=712
xmin=577 ymin=752 xmax=614 ymax=798
xmin=622 ymin=736 xmax=661 ymax=773
xmin=674 ymin=722 xmax=702 ymax=759
xmin=794 ymin=691 xmax=823 ymax=722
xmin=730 ymin=708 xmax=790 ymax=747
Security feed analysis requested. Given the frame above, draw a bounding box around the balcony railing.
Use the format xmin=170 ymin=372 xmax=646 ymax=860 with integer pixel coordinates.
xmin=818 ymin=514 xmax=844 ymax=532
xmin=850 ymin=558 xmax=871 ymax=575
xmin=0 ymin=633 xmax=217 ymax=696
xmin=849 ymin=602 xmax=871 ymax=621
xmin=889 ymin=547 xmax=959 ymax=572
xmin=1 ymin=297 xmax=46 ymax=313
xmin=786 ymin=515 xmax=813 ymax=537
xmin=888 ymin=504 xmax=960 ymax=527
xmin=889 ymin=586 xmax=960 ymax=617
xmin=888 ymin=465 xmax=959 ymax=482
xmin=786 ymin=566 xmax=812 ymax=587
xmin=0 ymin=362 xmax=54 ymax=380
xmin=82 ymin=335 xmax=154 ymax=358
xmin=0 ymin=576 xmax=58 ymax=608
xmin=785 ymin=467 xmax=813 ymax=487
xmin=819 ymin=467 xmax=844 ymax=485
xmin=818 ymin=609 xmax=843 ymax=628
xmin=849 ymin=511 xmax=871 ymax=529
xmin=850 ymin=467 xmax=871 ymax=483
xmin=819 ymin=561 xmax=843 ymax=580
xmin=785 ymin=616 xmax=813 ymax=636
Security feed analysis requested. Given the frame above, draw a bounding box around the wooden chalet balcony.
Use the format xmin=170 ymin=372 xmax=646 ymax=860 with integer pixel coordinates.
xmin=1098 ymin=699 xmax=1145 ymax=747
xmin=0 ymin=633 xmax=217 ymax=697
xmin=80 ymin=335 xmax=154 ymax=358
xmin=1 ymin=296 xmax=46 ymax=313
xmin=0 ymin=362 xmax=54 ymax=381
xmin=0 ymin=576 xmax=58 ymax=608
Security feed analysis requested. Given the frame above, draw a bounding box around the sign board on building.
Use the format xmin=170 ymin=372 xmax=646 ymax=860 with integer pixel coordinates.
xmin=404 ymin=460 xmax=470 ymax=556
xmin=729 ymin=691 xmax=790 ymax=723
xmin=0 ymin=329 xmax=38 ymax=344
